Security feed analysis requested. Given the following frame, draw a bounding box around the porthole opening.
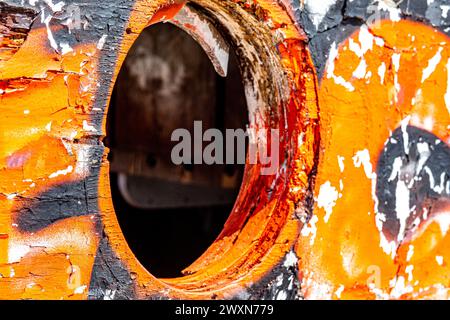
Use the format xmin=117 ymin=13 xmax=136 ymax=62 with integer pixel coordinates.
xmin=105 ymin=22 xmax=248 ymax=278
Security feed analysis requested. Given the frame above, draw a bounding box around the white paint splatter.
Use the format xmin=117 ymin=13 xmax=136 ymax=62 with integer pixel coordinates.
xmin=74 ymin=285 xmax=87 ymax=294
xmin=8 ymin=244 xmax=31 ymax=264
xmin=303 ymin=0 xmax=338 ymax=29
xmin=392 ymin=53 xmax=401 ymax=103
xmin=434 ymin=214 xmax=450 ymax=236
xmin=353 ymin=59 xmax=367 ymax=79
xmin=60 ymin=42 xmax=73 ymax=55
xmin=335 ymin=285 xmax=345 ymax=299
xmin=400 ymin=116 xmax=411 ymax=155
xmin=337 ymin=156 xmax=345 ymax=173
xmin=97 ymin=35 xmax=108 ymax=50
xmin=103 ymin=289 xmax=116 ymax=300
xmin=43 ymin=13 xmax=59 ymax=51
xmin=390 ymin=276 xmax=413 ymax=298
xmin=406 ymin=245 xmax=414 ymax=261
xmin=327 ymin=42 xmax=355 ymax=92
xmin=49 ymin=165 xmax=73 ymax=178
xmin=442 ymin=5 xmax=450 ymax=18
xmin=316 ymin=181 xmax=340 ymax=223
xmin=445 ymin=58 xmax=450 ymax=115
xmin=352 ymin=149 xmax=375 ymax=179
xmin=44 ymin=0 xmax=65 ymax=12
xmin=378 ymin=62 xmax=386 ymax=84
xmin=301 ymin=215 xmax=319 ymax=245
xmin=405 ymin=265 xmax=414 ymax=282
xmin=421 ymin=47 xmax=443 ymax=83
xmin=283 ymin=251 xmax=298 ymax=268
xmin=82 ymin=120 xmax=97 ymax=132
xmin=377 ymin=0 xmax=402 ymax=22
xmin=388 ymin=157 xmax=403 ymax=182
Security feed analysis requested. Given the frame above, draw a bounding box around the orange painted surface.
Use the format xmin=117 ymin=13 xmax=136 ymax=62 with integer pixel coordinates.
xmin=96 ymin=0 xmax=317 ymax=299
xmin=0 ymin=0 xmax=449 ymax=300
xmin=0 ymin=24 xmax=101 ymax=299
xmin=299 ymin=20 xmax=450 ymax=300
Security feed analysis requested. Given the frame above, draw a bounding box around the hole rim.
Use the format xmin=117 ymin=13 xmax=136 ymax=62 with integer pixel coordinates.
xmin=98 ymin=0 xmax=318 ymax=299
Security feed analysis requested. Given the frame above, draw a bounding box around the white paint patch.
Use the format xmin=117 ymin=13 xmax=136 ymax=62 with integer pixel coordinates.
xmin=415 ymin=142 xmax=431 ymax=176
xmin=442 ymin=5 xmax=450 ymax=18
xmin=352 ymin=149 xmax=374 ymax=179
xmin=60 ymin=42 xmax=73 ymax=55
xmin=400 ymin=116 xmax=411 ymax=155
xmin=394 ymin=176 xmax=411 ymax=242
xmin=335 ymin=285 xmax=345 ymax=299
xmin=405 ymin=265 xmax=414 ymax=282
xmin=97 ymin=35 xmax=108 ymax=50
xmin=389 ymin=157 xmax=411 ymax=241
xmin=358 ymin=25 xmax=375 ymax=55
xmin=82 ymin=120 xmax=97 ymax=132
xmin=423 ymin=166 xmax=447 ymax=194
xmin=74 ymin=144 xmax=92 ymax=177
xmin=445 ymin=58 xmax=450 ymax=115
xmin=74 ymin=285 xmax=87 ymax=294
xmin=348 ymin=25 xmax=375 ymax=60
xmin=283 ymin=251 xmax=298 ymax=268
xmin=365 ymin=70 xmax=373 ymax=83
xmin=436 ymin=255 xmax=444 ymax=266
xmin=44 ymin=0 xmax=65 ymax=12
xmin=353 ymin=59 xmax=367 ymax=79
xmin=276 ymin=291 xmax=288 ymax=300
xmin=352 ymin=149 xmax=396 ymax=257
xmin=378 ymin=62 xmax=386 ymax=84
xmin=301 ymin=215 xmax=319 ymax=245
xmin=43 ymin=13 xmax=59 ymax=51
xmin=316 ymin=181 xmax=340 ymax=223
xmin=390 ymin=276 xmax=413 ymax=298
xmin=303 ymin=0 xmax=338 ymax=29
xmin=8 ymin=244 xmax=31 ymax=263
xmin=49 ymin=165 xmax=73 ymax=178
xmin=374 ymin=36 xmax=385 ymax=47
xmin=388 ymin=157 xmax=403 ymax=182
xmin=392 ymin=53 xmax=401 ymax=72
xmin=377 ymin=0 xmax=402 ymax=22
xmin=392 ymin=53 xmax=401 ymax=103
xmin=327 ymin=42 xmax=355 ymax=92
xmin=406 ymin=245 xmax=414 ymax=262
xmin=421 ymin=47 xmax=443 ymax=83
xmin=434 ymin=214 xmax=450 ymax=236
xmin=337 ymin=156 xmax=345 ymax=173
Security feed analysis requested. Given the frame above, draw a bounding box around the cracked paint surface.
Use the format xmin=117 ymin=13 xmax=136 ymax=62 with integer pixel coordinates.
xmin=299 ymin=19 xmax=450 ymax=300
xmin=0 ymin=0 xmax=449 ymax=300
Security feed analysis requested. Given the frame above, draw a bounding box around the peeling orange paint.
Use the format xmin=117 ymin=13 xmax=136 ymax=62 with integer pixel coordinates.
xmin=299 ymin=20 xmax=450 ymax=300
xmin=0 ymin=0 xmax=449 ymax=301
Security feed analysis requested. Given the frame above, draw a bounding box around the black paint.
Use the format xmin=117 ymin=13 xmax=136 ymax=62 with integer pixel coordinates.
xmin=376 ymin=126 xmax=450 ymax=242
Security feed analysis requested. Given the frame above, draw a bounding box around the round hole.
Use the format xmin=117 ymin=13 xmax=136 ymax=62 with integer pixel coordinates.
xmin=106 ymin=22 xmax=248 ymax=278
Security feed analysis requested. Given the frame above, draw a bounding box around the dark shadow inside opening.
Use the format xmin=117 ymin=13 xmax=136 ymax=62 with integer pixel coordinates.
xmin=105 ymin=23 xmax=248 ymax=278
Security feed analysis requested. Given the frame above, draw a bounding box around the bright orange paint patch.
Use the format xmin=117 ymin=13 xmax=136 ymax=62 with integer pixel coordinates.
xmin=299 ymin=20 xmax=450 ymax=300
xmin=0 ymin=24 xmax=101 ymax=299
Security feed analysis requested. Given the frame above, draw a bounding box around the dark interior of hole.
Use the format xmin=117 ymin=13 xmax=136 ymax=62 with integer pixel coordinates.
xmin=105 ymin=23 xmax=248 ymax=278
